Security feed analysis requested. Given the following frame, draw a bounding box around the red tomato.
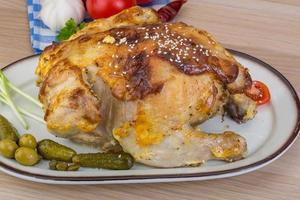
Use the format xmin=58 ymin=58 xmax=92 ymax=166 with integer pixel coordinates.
xmin=245 ymin=81 xmax=271 ymax=105
xmin=87 ymin=0 xmax=136 ymax=19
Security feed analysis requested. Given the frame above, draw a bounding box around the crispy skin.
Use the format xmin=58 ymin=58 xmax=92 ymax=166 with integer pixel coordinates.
xmin=37 ymin=7 xmax=256 ymax=166
xmin=69 ymin=6 xmax=160 ymax=40
xmin=38 ymin=22 xmax=252 ymax=100
xmin=36 ymin=6 xmax=160 ymax=85
xmin=37 ymin=6 xmax=160 ymax=150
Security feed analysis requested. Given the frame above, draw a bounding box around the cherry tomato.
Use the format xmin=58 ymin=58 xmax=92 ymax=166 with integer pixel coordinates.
xmin=245 ymin=81 xmax=271 ymax=105
xmin=86 ymin=0 xmax=136 ymax=19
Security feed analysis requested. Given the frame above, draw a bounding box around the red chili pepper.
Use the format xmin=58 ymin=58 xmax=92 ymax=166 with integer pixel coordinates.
xmin=137 ymin=0 xmax=153 ymax=5
xmin=245 ymin=80 xmax=271 ymax=105
xmin=82 ymin=0 xmax=87 ymax=8
xmin=158 ymin=0 xmax=187 ymax=22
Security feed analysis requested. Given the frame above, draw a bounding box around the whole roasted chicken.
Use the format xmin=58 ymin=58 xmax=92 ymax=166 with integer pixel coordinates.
xmin=36 ymin=7 xmax=257 ymax=167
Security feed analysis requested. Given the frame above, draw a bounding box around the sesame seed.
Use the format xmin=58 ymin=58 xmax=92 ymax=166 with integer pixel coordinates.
xmin=119 ymin=37 xmax=127 ymax=44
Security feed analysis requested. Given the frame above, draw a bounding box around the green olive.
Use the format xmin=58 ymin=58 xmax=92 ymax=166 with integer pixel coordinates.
xmin=18 ymin=134 xmax=37 ymax=149
xmin=0 ymin=139 xmax=18 ymax=158
xmin=0 ymin=114 xmax=19 ymax=142
xmin=15 ymin=147 xmax=40 ymax=166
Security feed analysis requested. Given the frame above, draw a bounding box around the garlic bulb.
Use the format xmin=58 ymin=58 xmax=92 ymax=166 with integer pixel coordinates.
xmin=40 ymin=0 xmax=85 ymax=32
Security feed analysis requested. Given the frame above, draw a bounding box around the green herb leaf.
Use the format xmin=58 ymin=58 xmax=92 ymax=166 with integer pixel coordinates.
xmin=57 ymin=19 xmax=78 ymax=41
xmin=79 ymin=22 xmax=86 ymax=30
xmin=57 ymin=19 xmax=87 ymax=42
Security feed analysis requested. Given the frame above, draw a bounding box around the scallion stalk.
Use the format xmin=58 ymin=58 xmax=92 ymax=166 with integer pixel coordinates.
xmin=0 ymin=95 xmax=45 ymax=124
xmin=0 ymin=69 xmax=44 ymax=129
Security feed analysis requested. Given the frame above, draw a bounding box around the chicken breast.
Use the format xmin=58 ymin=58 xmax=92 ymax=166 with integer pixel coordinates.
xmin=36 ymin=7 xmax=256 ymax=167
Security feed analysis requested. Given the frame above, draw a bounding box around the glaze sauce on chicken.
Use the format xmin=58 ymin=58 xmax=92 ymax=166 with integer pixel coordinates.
xmin=111 ymin=23 xmax=238 ymax=79
xmin=104 ymin=23 xmax=240 ymax=99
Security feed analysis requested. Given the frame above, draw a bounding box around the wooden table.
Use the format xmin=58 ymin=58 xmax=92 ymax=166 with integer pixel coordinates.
xmin=0 ymin=0 xmax=299 ymax=199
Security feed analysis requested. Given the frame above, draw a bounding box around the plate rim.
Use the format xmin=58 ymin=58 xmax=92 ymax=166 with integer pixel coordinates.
xmin=0 ymin=49 xmax=299 ymax=183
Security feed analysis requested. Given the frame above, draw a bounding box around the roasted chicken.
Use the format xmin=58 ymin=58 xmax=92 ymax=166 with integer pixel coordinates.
xmin=36 ymin=6 xmax=256 ymax=167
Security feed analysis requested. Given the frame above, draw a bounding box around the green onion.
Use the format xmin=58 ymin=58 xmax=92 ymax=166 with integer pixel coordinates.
xmin=8 ymin=82 xmax=43 ymax=108
xmin=0 ymin=95 xmax=45 ymax=124
xmin=0 ymin=70 xmax=45 ymax=129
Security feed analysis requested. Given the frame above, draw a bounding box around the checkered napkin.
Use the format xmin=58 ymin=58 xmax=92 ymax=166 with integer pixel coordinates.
xmin=27 ymin=0 xmax=170 ymax=54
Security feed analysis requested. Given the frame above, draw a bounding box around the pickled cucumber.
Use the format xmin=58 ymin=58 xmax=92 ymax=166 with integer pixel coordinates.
xmin=37 ymin=139 xmax=76 ymax=162
xmin=67 ymin=164 xmax=80 ymax=171
xmin=0 ymin=114 xmax=19 ymax=142
xmin=55 ymin=161 xmax=68 ymax=171
xmin=48 ymin=160 xmax=80 ymax=171
xmin=49 ymin=160 xmax=58 ymax=170
xmin=72 ymin=152 xmax=134 ymax=170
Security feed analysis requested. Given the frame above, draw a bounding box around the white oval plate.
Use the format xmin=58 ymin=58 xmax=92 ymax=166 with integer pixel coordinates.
xmin=0 ymin=50 xmax=299 ymax=184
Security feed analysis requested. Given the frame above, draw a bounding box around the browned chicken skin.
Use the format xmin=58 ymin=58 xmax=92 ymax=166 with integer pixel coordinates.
xmin=36 ymin=7 xmax=256 ymax=167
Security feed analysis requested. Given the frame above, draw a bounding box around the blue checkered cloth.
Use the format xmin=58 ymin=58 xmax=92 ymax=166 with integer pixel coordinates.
xmin=27 ymin=0 xmax=170 ymax=54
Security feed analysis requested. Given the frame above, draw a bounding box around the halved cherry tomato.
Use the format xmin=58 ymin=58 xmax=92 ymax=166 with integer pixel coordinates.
xmin=245 ymin=81 xmax=271 ymax=105
xmin=86 ymin=0 xmax=136 ymax=19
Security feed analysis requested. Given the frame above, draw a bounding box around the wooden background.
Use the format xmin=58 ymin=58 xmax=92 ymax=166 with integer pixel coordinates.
xmin=0 ymin=0 xmax=299 ymax=199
